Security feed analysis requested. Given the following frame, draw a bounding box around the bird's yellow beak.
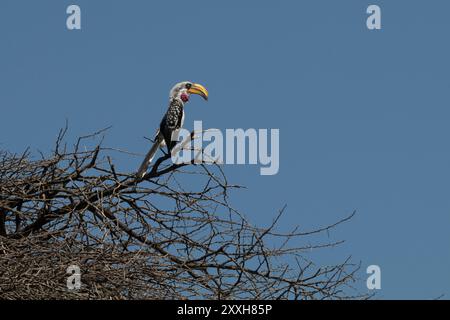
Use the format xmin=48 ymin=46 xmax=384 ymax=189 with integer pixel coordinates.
xmin=188 ymin=83 xmax=209 ymax=100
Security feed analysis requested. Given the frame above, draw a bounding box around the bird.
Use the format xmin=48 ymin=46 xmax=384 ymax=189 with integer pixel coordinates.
xmin=137 ymin=81 xmax=209 ymax=178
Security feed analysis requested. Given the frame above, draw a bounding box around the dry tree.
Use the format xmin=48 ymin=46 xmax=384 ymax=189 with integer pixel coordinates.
xmin=0 ymin=127 xmax=365 ymax=299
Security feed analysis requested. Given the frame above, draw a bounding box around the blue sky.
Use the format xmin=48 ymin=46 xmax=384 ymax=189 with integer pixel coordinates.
xmin=1 ymin=0 xmax=449 ymax=299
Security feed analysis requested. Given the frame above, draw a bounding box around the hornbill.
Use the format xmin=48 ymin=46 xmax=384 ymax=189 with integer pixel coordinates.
xmin=137 ymin=81 xmax=209 ymax=178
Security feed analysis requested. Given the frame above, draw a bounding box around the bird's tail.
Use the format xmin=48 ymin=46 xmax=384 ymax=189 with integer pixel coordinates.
xmin=137 ymin=133 xmax=164 ymax=178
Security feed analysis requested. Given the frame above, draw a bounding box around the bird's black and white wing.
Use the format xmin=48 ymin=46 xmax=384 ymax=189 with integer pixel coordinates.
xmin=160 ymin=99 xmax=184 ymax=151
xmin=137 ymin=99 xmax=184 ymax=178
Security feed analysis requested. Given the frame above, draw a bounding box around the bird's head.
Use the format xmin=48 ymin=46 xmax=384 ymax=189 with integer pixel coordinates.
xmin=169 ymin=81 xmax=208 ymax=103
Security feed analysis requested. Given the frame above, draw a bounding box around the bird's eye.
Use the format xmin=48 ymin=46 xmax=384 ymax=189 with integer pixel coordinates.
xmin=185 ymin=83 xmax=192 ymax=89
